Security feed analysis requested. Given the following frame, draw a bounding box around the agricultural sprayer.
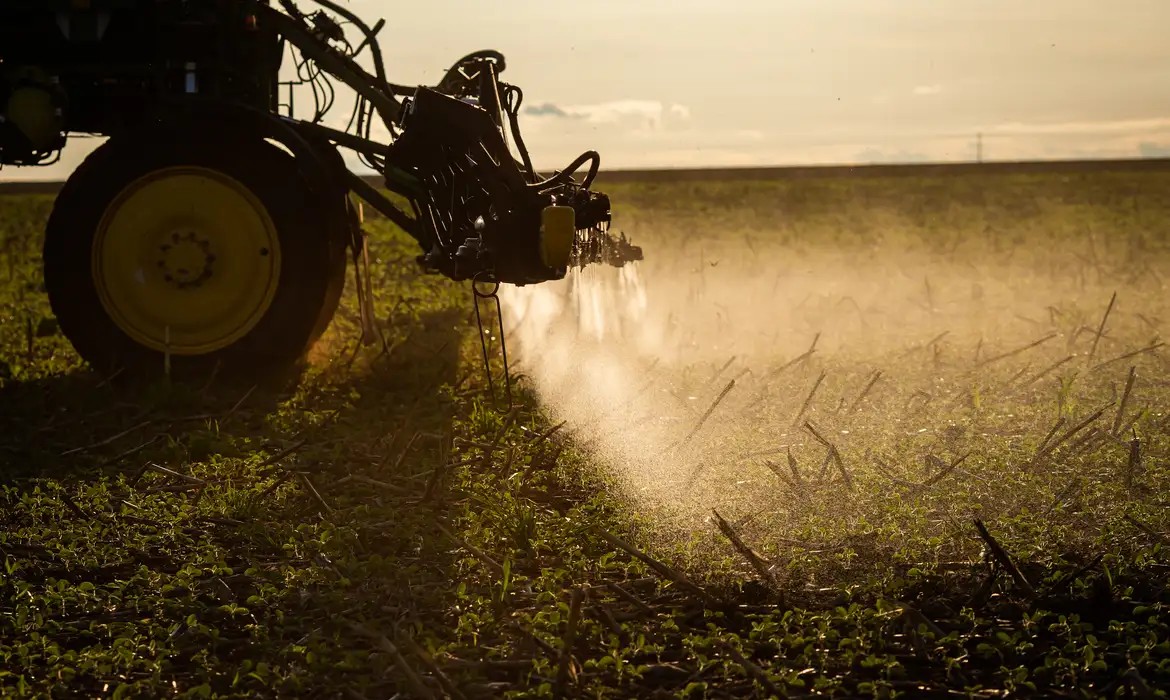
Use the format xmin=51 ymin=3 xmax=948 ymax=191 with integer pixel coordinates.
xmin=0 ymin=0 xmax=641 ymax=381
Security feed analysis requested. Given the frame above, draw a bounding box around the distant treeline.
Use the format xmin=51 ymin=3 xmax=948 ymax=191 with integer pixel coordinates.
xmin=4 ymin=158 xmax=1170 ymax=195
xmin=592 ymin=157 xmax=1170 ymax=183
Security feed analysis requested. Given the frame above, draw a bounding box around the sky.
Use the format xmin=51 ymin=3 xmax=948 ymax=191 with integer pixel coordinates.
xmin=4 ymin=0 xmax=1169 ymax=181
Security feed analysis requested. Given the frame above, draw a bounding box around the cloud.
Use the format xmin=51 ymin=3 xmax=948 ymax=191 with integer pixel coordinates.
xmin=912 ymin=84 xmax=942 ymax=96
xmin=523 ymin=99 xmax=691 ymax=130
xmin=986 ymin=117 xmax=1170 ymax=137
xmin=854 ymin=147 xmax=932 ymax=164
xmin=524 ymin=102 xmax=574 ymax=118
xmin=516 ymin=106 xmax=770 ymax=170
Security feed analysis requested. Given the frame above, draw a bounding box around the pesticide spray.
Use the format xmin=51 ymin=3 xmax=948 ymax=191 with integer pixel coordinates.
xmin=499 ymin=205 xmax=1166 ymax=561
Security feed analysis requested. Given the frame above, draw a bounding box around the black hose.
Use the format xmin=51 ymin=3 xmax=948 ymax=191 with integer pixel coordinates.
xmin=349 ymin=18 xmax=384 ymax=60
xmin=503 ymin=86 xmax=536 ymax=182
xmin=528 ymin=151 xmax=600 ymax=191
xmin=302 ymin=0 xmax=388 ymax=86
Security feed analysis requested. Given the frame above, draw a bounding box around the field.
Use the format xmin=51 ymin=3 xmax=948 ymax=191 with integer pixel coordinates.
xmin=2 ymin=166 xmax=1170 ymax=699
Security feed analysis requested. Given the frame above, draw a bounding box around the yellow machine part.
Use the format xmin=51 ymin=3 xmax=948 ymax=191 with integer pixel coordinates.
xmin=5 ymin=85 xmax=62 ymax=151
xmin=539 ymin=205 xmax=575 ymax=268
xmin=91 ymin=166 xmax=282 ymax=355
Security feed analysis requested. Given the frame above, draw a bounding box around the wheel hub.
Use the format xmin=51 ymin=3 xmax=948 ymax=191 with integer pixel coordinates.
xmin=157 ymin=230 xmax=216 ymax=289
xmin=91 ymin=166 xmax=282 ymax=355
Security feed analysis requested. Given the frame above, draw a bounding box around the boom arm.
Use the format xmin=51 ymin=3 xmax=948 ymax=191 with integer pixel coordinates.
xmin=254 ymin=0 xmax=642 ymax=287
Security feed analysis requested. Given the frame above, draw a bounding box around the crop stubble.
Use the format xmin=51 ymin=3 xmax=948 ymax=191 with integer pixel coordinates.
xmin=2 ymin=169 xmax=1169 ymax=697
xmin=504 ymin=171 xmax=1170 ymax=591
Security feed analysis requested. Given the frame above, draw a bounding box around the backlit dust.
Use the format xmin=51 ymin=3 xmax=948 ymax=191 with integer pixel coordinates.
xmin=499 ymin=199 xmax=1169 ymax=565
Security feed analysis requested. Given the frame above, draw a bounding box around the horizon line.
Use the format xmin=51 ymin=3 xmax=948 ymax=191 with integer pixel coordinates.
xmin=3 ymin=155 xmax=1170 ymax=189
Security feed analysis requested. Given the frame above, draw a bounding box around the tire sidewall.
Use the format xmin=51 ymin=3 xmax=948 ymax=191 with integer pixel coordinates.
xmin=44 ymin=135 xmax=343 ymax=380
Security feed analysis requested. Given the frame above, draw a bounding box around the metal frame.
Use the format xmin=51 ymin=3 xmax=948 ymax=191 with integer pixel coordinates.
xmin=1 ymin=0 xmax=642 ymax=287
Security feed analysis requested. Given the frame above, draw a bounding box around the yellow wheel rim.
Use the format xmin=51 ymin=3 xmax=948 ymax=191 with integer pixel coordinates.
xmin=92 ymin=166 xmax=281 ymax=355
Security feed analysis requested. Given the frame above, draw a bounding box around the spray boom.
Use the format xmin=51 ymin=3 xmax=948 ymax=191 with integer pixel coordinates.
xmin=386 ymin=78 xmax=643 ymax=286
xmin=253 ymin=0 xmax=644 ymax=286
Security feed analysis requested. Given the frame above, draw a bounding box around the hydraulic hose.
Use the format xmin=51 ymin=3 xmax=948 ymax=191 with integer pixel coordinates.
xmin=303 ymin=0 xmax=388 ymax=86
xmin=503 ymin=86 xmax=537 ymax=182
xmin=529 ymin=150 xmax=600 ymax=191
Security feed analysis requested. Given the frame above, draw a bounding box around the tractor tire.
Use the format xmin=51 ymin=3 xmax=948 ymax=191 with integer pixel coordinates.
xmin=43 ymin=133 xmax=348 ymax=382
